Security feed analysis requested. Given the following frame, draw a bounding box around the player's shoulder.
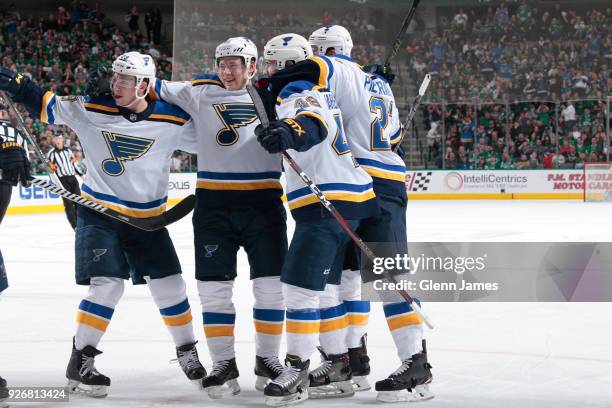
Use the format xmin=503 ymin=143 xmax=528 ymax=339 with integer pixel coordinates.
xmin=83 ymin=94 xmax=120 ymax=115
xmin=149 ymin=100 xmax=191 ymax=126
xmin=191 ymin=73 xmax=224 ymax=88
xmin=278 ymin=80 xmax=323 ymax=101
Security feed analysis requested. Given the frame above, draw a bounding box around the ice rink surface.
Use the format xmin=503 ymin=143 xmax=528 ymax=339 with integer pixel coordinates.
xmin=1 ymin=200 xmax=611 ymax=408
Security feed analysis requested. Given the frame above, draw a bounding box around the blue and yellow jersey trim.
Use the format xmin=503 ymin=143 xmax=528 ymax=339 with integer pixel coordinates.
xmin=286 ymin=182 xmax=375 ymax=210
xmin=191 ymin=73 xmax=223 ymax=88
xmin=81 ymin=184 xmax=167 ymax=218
xmin=355 ymin=158 xmax=406 ymax=182
xmin=196 ymin=171 xmax=282 ymax=191
xmin=390 ymin=125 xmax=404 ymax=145
xmin=307 ymin=55 xmax=334 ymax=91
xmin=40 ymin=91 xmax=57 ymax=124
xmin=83 ymin=95 xmax=120 ymax=116
xmin=149 ymin=101 xmax=190 ymax=126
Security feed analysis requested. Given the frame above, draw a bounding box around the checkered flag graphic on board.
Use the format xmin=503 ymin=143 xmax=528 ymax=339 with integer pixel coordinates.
xmin=408 ymin=171 xmax=433 ymax=192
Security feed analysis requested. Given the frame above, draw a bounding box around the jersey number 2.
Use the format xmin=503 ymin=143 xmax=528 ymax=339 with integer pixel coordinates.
xmin=370 ymin=97 xmax=391 ymax=151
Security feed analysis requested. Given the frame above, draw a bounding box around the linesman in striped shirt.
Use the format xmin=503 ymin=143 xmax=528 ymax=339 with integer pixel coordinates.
xmin=47 ymin=134 xmax=81 ymax=229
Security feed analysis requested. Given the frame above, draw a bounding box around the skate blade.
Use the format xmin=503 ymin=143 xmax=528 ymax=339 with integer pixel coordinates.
xmin=255 ymin=375 xmax=269 ymax=392
xmin=309 ymin=380 xmax=355 ymax=399
xmin=205 ymin=378 xmax=240 ymax=399
xmin=352 ymin=375 xmax=371 ymax=392
xmin=66 ymin=380 xmax=108 ymax=398
xmin=376 ymin=384 xmax=434 ymax=403
xmin=265 ymin=388 xmax=308 ymax=407
xmin=190 ymin=379 xmax=204 ymax=390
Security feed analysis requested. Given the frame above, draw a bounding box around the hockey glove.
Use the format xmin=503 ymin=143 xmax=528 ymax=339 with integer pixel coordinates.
xmin=255 ymin=120 xmax=301 ymax=154
xmin=0 ymin=142 xmax=31 ymax=187
xmin=0 ymin=67 xmax=28 ymax=96
xmin=363 ymin=63 xmax=396 ymax=85
xmin=86 ymin=65 xmax=113 ymax=98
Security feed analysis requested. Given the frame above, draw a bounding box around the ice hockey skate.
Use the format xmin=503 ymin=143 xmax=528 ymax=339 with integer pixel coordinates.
xmin=0 ymin=376 xmax=8 ymax=408
xmin=255 ymin=355 xmax=284 ymax=391
xmin=308 ymin=347 xmax=354 ymax=399
xmin=264 ymin=355 xmax=309 ymax=407
xmin=348 ymin=334 xmax=371 ymax=391
xmin=201 ymin=358 xmax=240 ymax=399
xmin=173 ymin=341 xmax=206 ymax=389
xmin=375 ymin=340 xmax=434 ymax=402
xmin=65 ymin=340 xmax=110 ymax=398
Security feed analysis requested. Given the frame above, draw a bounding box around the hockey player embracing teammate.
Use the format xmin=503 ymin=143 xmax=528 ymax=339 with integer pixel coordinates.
xmin=0 ymin=52 xmax=206 ymax=398
xmin=254 ymin=33 xmax=379 ymax=406
xmin=306 ymin=25 xmax=434 ymax=403
xmin=149 ymin=37 xmax=288 ymax=398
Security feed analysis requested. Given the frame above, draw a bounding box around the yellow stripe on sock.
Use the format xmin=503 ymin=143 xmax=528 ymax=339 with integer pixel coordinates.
xmin=319 ymin=316 xmax=348 ymax=333
xmin=204 ymin=325 xmax=235 ymax=338
xmin=347 ymin=313 xmax=369 ymax=326
xmin=254 ymin=321 xmax=284 ymax=335
xmin=163 ymin=312 xmax=193 ymax=327
xmin=286 ymin=320 xmax=319 ymax=334
xmin=387 ymin=313 xmax=423 ymax=330
xmin=76 ymin=312 xmax=109 ymax=332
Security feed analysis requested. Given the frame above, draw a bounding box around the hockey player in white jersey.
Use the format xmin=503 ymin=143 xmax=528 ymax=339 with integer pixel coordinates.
xmin=307 ymin=25 xmax=433 ymax=402
xmin=0 ymin=53 xmax=206 ymax=397
xmin=149 ymin=37 xmax=288 ymax=398
xmin=254 ymin=33 xmax=379 ymax=407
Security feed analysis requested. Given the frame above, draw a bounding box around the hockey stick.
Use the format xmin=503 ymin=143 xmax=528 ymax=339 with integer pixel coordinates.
xmin=392 ymin=73 xmax=431 ymax=153
xmin=0 ymin=91 xmax=65 ymax=188
xmin=246 ymin=84 xmax=434 ymax=329
xmin=28 ymin=177 xmax=195 ymax=231
xmin=384 ymin=0 xmax=420 ymax=71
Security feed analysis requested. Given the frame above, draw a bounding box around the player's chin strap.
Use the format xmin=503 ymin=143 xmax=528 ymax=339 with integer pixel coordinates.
xmin=113 ymin=78 xmax=151 ymax=109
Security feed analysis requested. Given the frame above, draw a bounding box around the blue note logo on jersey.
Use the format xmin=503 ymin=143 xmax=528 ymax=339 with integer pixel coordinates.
xmin=101 ymin=131 xmax=155 ymax=176
xmin=213 ymin=103 xmax=258 ymax=146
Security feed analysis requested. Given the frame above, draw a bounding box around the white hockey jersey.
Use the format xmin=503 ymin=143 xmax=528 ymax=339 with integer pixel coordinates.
xmin=39 ymin=92 xmax=195 ymax=217
xmin=275 ymin=81 xmax=378 ymax=221
xmin=308 ymin=55 xmax=406 ymax=198
xmin=150 ymin=74 xmax=283 ymax=208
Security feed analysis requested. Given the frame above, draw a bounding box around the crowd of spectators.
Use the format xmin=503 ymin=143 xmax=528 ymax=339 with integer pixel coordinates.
xmin=407 ymin=2 xmax=610 ymax=103
xmin=1 ymin=2 xmax=177 ymax=173
xmin=1 ymin=1 xmax=609 ymax=173
xmin=412 ymin=2 xmax=610 ymax=169
xmin=423 ymin=99 xmax=609 ymax=169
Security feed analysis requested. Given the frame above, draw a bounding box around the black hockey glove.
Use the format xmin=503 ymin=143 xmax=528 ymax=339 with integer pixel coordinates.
xmin=0 ymin=67 xmax=28 ymax=96
xmin=363 ymin=63 xmax=396 ymax=85
xmin=86 ymin=65 xmax=113 ymax=98
xmin=0 ymin=142 xmax=31 ymax=187
xmin=255 ymin=120 xmax=300 ymax=154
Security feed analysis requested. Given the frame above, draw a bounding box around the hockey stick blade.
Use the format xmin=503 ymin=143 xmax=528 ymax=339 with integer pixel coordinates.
xmin=29 ymin=177 xmax=195 ymax=231
xmin=245 ymin=82 xmax=434 ymax=329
